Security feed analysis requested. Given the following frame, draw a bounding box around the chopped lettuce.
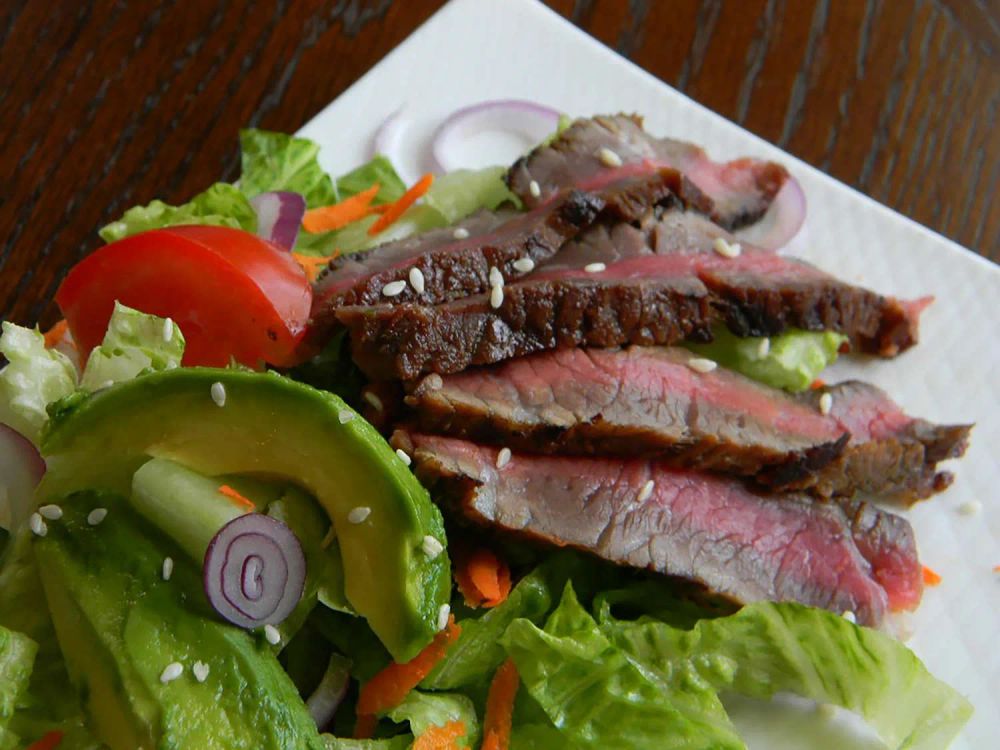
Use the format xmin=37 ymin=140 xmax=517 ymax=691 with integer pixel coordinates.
xmin=423 ymin=166 xmax=520 ymax=224
xmin=0 ymin=323 xmax=77 ymax=445
xmin=387 ymin=690 xmax=479 ymax=749
xmin=99 ymin=182 xmax=257 ymax=243
xmin=686 ymin=327 xmax=847 ymax=392
xmin=334 ymin=155 xmax=406 ymax=205
xmin=0 ymin=625 xmax=36 ymax=734
xmin=240 ymin=129 xmax=338 ymax=209
xmin=79 ymin=302 xmax=185 ymax=391
xmin=321 ymin=737 xmax=410 ymax=750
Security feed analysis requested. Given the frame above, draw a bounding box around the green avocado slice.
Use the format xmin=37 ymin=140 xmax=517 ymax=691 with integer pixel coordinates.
xmin=38 ymin=368 xmax=450 ymax=663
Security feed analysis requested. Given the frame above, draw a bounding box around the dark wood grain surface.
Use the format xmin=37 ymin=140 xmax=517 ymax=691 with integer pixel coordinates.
xmin=2 ymin=0 xmax=997 ymax=328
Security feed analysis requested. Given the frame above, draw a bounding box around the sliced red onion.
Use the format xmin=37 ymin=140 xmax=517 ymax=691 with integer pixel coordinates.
xmin=733 ymin=176 xmax=807 ymax=250
xmin=0 ymin=423 xmax=45 ymax=531
xmin=203 ymin=512 xmax=306 ymax=629
xmin=372 ymin=106 xmax=408 ymax=161
xmin=251 ymin=191 xmax=306 ymax=250
xmin=431 ymin=99 xmax=562 ymax=173
xmin=306 ymin=655 xmax=351 ymax=729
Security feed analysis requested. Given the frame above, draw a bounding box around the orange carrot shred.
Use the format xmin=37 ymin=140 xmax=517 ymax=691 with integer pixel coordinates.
xmin=302 ymin=184 xmax=381 ymax=233
xmin=810 ymin=379 xmax=826 ymax=390
xmin=922 ymin=565 xmax=942 ymax=586
xmin=26 ymin=731 xmax=64 ymax=750
xmin=481 ymin=659 xmax=519 ymax=750
xmin=356 ymin=615 xmax=461 ymax=716
xmin=368 ymin=174 xmax=434 ymax=236
xmin=293 ymin=250 xmax=341 ymax=282
xmin=217 ymin=484 xmax=256 ymax=512
xmin=454 ymin=548 xmax=511 ymax=608
xmin=353 ymin=712 xmax=377 ymax=739
xmin=412 ymin=720 xmax=466 ymax=750
xmin=43 ymin=319 xmax=69 ymax=349
xmin=993 ymin=564 xmax=1000 ymax=574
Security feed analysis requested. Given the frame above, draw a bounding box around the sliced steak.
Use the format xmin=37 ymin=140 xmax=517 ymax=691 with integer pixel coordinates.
xmin=508 ymin=114 xmax=789 ymax=230
xmin=394 ymin=431 xmax=922 ymax=626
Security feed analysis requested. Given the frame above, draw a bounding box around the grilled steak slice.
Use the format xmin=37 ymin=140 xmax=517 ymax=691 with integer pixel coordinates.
xmin=406 ymin=347 xmax=969 ymax=504
xmin=394 ymin=431 xmax=922 ymax=626
xmin=508 ymin=114 xmax=789 ymax=230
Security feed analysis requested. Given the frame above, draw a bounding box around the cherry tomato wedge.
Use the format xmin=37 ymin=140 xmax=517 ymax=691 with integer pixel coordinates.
xmin=56 ymin=226 xmax=312 ymax=367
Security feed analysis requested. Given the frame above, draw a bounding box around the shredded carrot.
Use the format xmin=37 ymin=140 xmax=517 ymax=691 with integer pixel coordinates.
xmin=356 ymin=615 xmax=461 ymax=716
xmin=292 ymin=250 xmax=341 ymax=282
xmin=454 ymin=548 xmax=511 ymax=608
xmin=993 ymin=564 xmax=1000 ymax=574
xmin=810 ymin=379 xmax=826 ymax=390
xmin=367 ymin=173 xmax=434 ymax=236
xmin=353 ymin=711 xmax=377 ymax=739
xmin=43 ymin=319 xmax=69 ymax=349
xmin=302 ymin=184 xmax=381 ymax=233
xmin=922 ymin=565 xmax=942 ymax=586
xmin=481 ymin=659 xmax=519 ymax=750
xmin=217 ymin=484 xmax=256 ymax=512
xmin=26 ymin=731 xmax=64 ymax=750
xmin=413 ymin=720 xmax=467 ymax=750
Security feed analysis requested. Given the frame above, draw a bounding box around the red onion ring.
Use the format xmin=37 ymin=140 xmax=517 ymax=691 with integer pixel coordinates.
xmin=203 ymin=513 xmax=306 ymax=629
xmin=733 ymin=176 xmax=807 ymax=250
xmin=0 ymin=423 xmax=45 ymax=531
xmin=431 ymin=99 xmax=562 ymax=173
xmin=250 ymin=191 xmax=306 ymax=251
xmin=306 ymin=655 xmax=351 ymax=729
xmin=372 ymin=106 xmax=408 ymax=160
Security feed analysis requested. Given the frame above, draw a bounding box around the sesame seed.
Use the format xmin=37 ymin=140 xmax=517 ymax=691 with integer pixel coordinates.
xmin=842 ymin=610 xmax=856 ymax=624
xmin=489 ymin=266 xmax=504 ymax=287
xmin=29 ymin=513 xmax=47 ymax=537
xmin=381 ymin=280 xmax=407 ymax=297
xmin=338 ymin=409 xmax=355 ymax=424
xmin=87 ymin=508 xmax=108 ymax=526
xmin=437 ymin=604 xmax=451 ymax=631
xmin=597 ymin=147 xmax=623 ymax=167
xmin=395 ymin=448 xmax=412 ymax=466
xmin=958 ymin=500 xmax=982 ymax=516
xmin=100 ymin=380 xmax=115 ymax=390
xmin=192 ymin=661 xmax=210 ymax=683
xmin=583 ymin=262 xmax=606 ymax=273
xmin=38 ymin=504 xmax=63 ymax=520
xmin=712 ymin=237 xmax=742 ymax=258
xmin=163 ymin=318 xmax=174 ymax=342
xmin=409 ymin=267 xmax=426 ymax=294
xmin=363 ymin=391 xmax=384 ymax=412
xmin=422 ymin=535 xmax=444 ymax=559
xmin=264 ymin=624 xmax=281 ymax=645
xmin=160 ymin=662 xmax=184 ymax=683
xmin=637 ymin=479 xmax=655 ymax=503
xmin=512 ymin=257 xmax=535 ymax=273
xmin=496 ymin=447 xmax=512 ymax=469
xmin=528 ymin=180 xmax=541 ymax=198
xmin=347 ymin=506 xmax=371 ymax=524
xmin=819 ymin=392 xmax=833 ymax=416
xmin=162 ymin=557 xmax=174 ymax=581
xmin=424 ymin=373 xmax=443 ymax=391
xmin=687 ymin=358 xmax=717 ymax=374
xmin=757 ymin=338 xmax=770 ymax=358
xmin=210 ymin=382 xmax=226 ymax=407
xmin=452 ymin=227 xmax=470 ymax=240
xmin=490 ymin=284 xmax=504 ymax=309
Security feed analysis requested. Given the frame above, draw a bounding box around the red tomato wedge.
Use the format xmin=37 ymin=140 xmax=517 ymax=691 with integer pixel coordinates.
xmin=56 ymin=226 xmax=312 ymax=367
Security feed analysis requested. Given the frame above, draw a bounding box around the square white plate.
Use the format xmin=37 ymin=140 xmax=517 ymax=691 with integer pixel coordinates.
xmin=297 ymin=0 xmax=1000 ymax=746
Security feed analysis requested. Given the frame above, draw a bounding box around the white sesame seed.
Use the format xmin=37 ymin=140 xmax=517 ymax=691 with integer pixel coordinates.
xmin=163 ymin=318 xmax=174 ymax=342
xmin=637 ymin=479 xmax=655 ymax=503
xmin=338 ymin=409 xmax=355 ymax=424
xmin=210 ymin=382 xmax=226 ymax=407
xmin=757 ymin=337 xmax=771 ymax=358
xmin=162 ymin=557 xmax=174 ymax=581
xmin=490 ymin=284 xmax=504 ymax=309
xmin=100 ymin=380 xmax=115 ymax=390
xmin=424 ymin=373 xmax=444 ymax=391
xmin=381 ymin=279 xmax=407 ymax=297
xmin=192 ymin=661 xmax=210 ymax=683
xmin=408 ymin=267 xmax=425 ymax=294
xmin=160 ymin=662 xmax=184 ymax=683
xmin=395 ymin=448 xmax=412 ymax=466
xmin=957 ymin=500 xmax=982 ymax=516
xmin=842 ymin=610 xmax=856 ymax=624
xmin=512 ymin=257 xmax=535 ymax=273
xmin=87 ymin=508 xmax=108 ymax=526
xmin=363 ymin=391 xmax=384 ymax=412
xmin=264 ymin=624 xmax=281 ymax=645
xmin=597 ymin=147 xmax=623 ymax=167
xmin=583 ymin=262 xmax=606 ymax=273
xmin=528 ymin=180 xmax=541 ymax=198
xmin=29 ymin=513 xmax=47 ymax=537
xmin=489 ymin=266 xmax=504 ymax=287
xmin=496 ymin=447 xmax=512 ymax=469
xmin=687 ymin=358 xmax=717 ymax=374
xmin=347 ymin=506 xmax=371 ymax=524
xmin=819 ymin=392 xmax=833 ymax=416
xmin=422 ymin=535 xmax=444 ymax=559
xmin=437 ymin=604 xmax=451 ymax=631
xmin=452 ymin=227 xmax=470 ymax=240
xmin=38 ymin=504 xmax=63 ymax=520
xmin=712 ymin=237 xmax=742 ymax=258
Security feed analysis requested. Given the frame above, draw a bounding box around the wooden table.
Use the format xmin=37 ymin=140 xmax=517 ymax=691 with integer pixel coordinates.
xmin=2 ymin=0 xmax=997 ymax=327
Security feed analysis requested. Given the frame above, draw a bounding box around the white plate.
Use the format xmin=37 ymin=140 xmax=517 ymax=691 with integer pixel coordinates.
xmin=298 ymin=0 xmax=1000 ymax=746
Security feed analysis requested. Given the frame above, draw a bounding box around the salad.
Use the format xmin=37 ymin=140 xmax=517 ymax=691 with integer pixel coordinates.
xmin=0 ymin=106 xmax=974 ymax=750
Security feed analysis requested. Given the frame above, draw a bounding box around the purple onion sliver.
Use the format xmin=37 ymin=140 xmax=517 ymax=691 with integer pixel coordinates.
xmin=372 ymin=106 xmax=408 ymax=161
xmin=250 ymin=191 xmax=306 ymax=250
xmin=306 ymin=656 xmax=351 ymax=730
xmin=0 ymin=422 xmax=46 ymax=531
xmin=733 ymin=176 xmax=807 ymax=251
xmin=203 ymin=513 xmax=306 ymax=629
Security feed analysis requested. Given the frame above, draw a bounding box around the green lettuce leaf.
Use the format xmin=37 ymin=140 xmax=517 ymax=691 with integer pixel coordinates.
xmin=387 ymin=690 xmax=479 ymax=749
xmin=335 ymin=155 xmax=406 ymax=205
xmin=0 ymin=625 xmax=36 ymax=732
xmin=423 ymin=166 xmax=520 ymax=224
xmin=321 ymin=737 xmax=410 ymax=750
xmin=602 ymin=601 xmax=973 ymax=750
xmin=99 ymin=182 xmax=257 ymax=243
xmin=240 ymin=129 xmax=338 ymax=209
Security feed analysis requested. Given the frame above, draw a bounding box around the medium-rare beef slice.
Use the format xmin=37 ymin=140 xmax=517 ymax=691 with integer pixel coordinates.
xmin=394 ymin=430 xmax=922 ymax=627
xmin=507 ymin=113 xmax=788 ymax=230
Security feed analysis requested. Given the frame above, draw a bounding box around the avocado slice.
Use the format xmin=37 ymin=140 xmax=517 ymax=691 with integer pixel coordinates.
xmin=35 ymin=493 xmax=326 ymax=749
xmin=38 ymin=368 xmax=450 ymax=663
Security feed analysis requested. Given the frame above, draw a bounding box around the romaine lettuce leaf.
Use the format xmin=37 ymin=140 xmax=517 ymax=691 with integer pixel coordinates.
xmin=334 ymin=155 xmax=406 ymax=205
xmin=321 ymin=737 xmax=410 ymax=750
xmin=0 ymin=625 xmax=36 ymax=732
xmin=387 ymin=690 xmax=479 ymax=749
xmin=423 ymin=166 xmax=520 ymax=224
xmin=240 ymin=129 xmax=338 ymax=209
